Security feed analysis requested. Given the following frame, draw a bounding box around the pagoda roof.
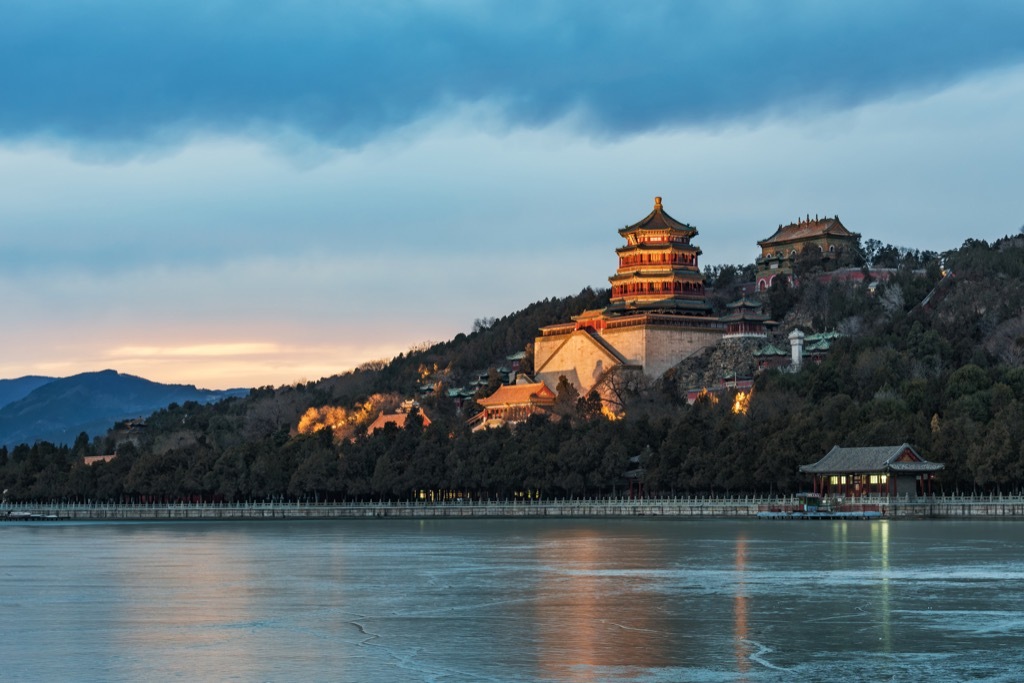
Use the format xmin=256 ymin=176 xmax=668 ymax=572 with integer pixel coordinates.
xmin=720 ymin=308 xmax=775 ymax=325
xmin=806 ymin=330 xmax=842 ymax=343
xmin=609 ymin=269 xmax=704 ymax=282
xmin=805 ymin=339 xmax=832 ymax=353
xmin=572 ymin=308 xmax=608 ymax=321
xmin=605 ymin=298 xmax=713 ymax=314
xmin=619 ymin=197 xmax=697 ymax=236
xmin=477 ymin=382 xmax=556 ymax=408
xmin=753 ymin=343 xmax=788 ymax=357
xmin=800 ymin=444 xmax=943 ymax=475
xmin=758 ymin=216 xmax=859 ymax=247
xmin=726 ymin=296 xmax=764 ymax=310
xmin=615 ymin=242 xmax=701 ymax=253
xmin=367 ymin=410 xmax=432 ymax=434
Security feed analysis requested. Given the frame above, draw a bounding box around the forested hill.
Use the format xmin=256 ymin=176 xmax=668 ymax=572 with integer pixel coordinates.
xmin=2 ymin=235 xmax=1024 ymax=502
xmin=370 ymin=286 xmax=611 ymax=392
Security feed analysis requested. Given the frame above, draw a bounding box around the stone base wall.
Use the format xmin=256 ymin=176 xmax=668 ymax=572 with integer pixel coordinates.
xmin=535 ymin=323 xmax=722 ymax=394
xmin=535 ymin=331 xmax=620 ymax=394
xmin=635 ymin=325 xmax=723 ymax=379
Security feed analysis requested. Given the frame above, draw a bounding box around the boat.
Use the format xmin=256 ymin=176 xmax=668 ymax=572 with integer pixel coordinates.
xmin=756 ymin=493 xmax=882 ymax=520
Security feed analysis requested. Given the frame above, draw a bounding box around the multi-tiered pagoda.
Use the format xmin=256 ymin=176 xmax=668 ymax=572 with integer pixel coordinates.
xmin=607 ymin=196 xmax=711 ymax=316
xmin=533 ymin=198 xmax=723 ymax=396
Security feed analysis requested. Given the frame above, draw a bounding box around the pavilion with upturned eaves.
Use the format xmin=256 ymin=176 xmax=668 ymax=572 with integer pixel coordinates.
xmin=721 ymin=296 xmax=776 ymax=339
xmin=469 ymin=381 xmax=556 ymax=432
xmin=800 ymin=444 xmax=943 ymax=498
xmin=607 ymin=196 xmax=712 ymax=316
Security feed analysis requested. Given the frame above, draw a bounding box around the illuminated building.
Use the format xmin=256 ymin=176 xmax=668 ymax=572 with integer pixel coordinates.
xmin=469 ymin=382 xmax=556 ymax=431
xmin=799 ymin=443 xmax=944 ymax=497
xmin=534 ymin=197 xmax=723 ymax=395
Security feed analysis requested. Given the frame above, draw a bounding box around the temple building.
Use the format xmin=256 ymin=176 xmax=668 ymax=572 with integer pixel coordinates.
xmin=799 ymin=444 xmax=944 ymax=497
xmin=755 ymin=215 xmax=860 ymax=291
xmin=534 ymin=198 xmax=723 ymax=395
xmin=721 ymin=296 xmax=776 ymax=339
xmin=469 ymin=381 xmax=556 ymax=431
xmin=366 ymin=409 xmax=432 ymax=435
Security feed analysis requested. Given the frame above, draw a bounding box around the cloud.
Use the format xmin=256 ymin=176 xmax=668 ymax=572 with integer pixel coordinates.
xmin=107 ymin=342 xmax=281 ymax=359
xmin=2 ymin=1 xmax=1023 ymax=154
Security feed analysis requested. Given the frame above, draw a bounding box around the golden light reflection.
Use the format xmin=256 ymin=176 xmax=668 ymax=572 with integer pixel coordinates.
xmin=600 ymin=404 xmax=623 ymax=421
xmin=872 ymin=521 xmax=892 ymax=653
xmin=535 ymin=528 xmax=669 ymax=680
xmin=296 ymin=393 xmax=399 ymax=441
xmin=694 ymin=387 xmax=719 ymax=404
xmin=732 ymin=390 xmax=751 ymax=415
xmin=112 ymin=531 xmax=336 ymax=679
xmin=734 ymin=535 xmax=750 ymax=679
xmin=297 ymin=405 xmax=350 ymax=434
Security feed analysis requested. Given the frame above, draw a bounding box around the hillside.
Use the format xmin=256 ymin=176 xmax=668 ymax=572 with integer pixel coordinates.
xmin=1 ymin=236 xmax=1023 ymax=502
xmin=0 ymin=370 xmax=248 ymax=448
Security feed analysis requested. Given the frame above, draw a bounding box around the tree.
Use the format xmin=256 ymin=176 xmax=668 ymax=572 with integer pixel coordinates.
xmin=577 ymin=390 xmax=604 ymax=421
xmin=594 ymin=367 xmax=649 ymax=413
xmin=553 ymin=375 xmax=580 ymax=419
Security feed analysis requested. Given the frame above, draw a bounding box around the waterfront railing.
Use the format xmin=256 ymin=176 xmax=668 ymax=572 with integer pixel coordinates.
xmin=4 ymin=493 xmax=1024 ymax=520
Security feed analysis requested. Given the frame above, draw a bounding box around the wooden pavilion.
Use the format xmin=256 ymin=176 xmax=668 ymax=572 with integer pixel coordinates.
xmin=469 ymin=382 xmax=556 ymax=431
xmin=799 ymin=444 xmax=943 ymax=497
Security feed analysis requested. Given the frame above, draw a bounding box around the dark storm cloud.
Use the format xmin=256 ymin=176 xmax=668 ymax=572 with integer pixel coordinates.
xmin=2 ymin=0 xmax=1023 ymax=148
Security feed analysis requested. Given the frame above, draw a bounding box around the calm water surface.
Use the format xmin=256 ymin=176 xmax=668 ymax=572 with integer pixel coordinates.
xmin=1 ymin=518 xmax=1022 ymax=682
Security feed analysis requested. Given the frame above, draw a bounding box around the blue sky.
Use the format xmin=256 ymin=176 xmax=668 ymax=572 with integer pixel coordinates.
xmin=2 ymin=1 xmax=1022 ymax=388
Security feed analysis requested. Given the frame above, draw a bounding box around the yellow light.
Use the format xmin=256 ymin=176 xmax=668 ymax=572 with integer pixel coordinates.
xmin=600 ymin=404 xmax=623 ymax=421
xmin=695 ymin=387 xmax=719 ymax=404
xmin=296 ymin=405 xmax=349 ymax=434
xmin=732 ymin=390 xmax=751 ymax=415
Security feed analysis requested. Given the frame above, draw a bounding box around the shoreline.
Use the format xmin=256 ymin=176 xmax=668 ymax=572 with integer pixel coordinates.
xmin=5 ymin=495 xmax=1024 ymax=521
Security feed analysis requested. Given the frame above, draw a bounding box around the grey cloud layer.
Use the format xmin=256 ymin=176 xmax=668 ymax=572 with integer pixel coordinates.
xmin=3 ymin=0 xmax=1023 ymax=148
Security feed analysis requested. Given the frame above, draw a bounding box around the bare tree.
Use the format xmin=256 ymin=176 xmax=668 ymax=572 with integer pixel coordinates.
xmin=985 ymin=314 xmax=1024 ymax=366
xmin=594 ymin=367 xmax=650 ymax=412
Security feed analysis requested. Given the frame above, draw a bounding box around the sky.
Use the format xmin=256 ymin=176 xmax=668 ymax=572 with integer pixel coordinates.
xmin=2 ymin=1 xmax=1023 ymax=389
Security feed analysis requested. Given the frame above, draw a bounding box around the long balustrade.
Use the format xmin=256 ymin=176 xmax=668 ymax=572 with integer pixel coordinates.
xmin=4 ymin=493 xmax=1024 ymax=521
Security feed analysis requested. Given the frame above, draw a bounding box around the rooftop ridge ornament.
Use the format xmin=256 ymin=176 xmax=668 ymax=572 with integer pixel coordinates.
xmin=654 ymin=196 xmax=662 ymax=210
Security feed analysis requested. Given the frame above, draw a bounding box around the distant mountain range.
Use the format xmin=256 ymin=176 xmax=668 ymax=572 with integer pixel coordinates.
xmin=0 ymin=370 xmax=249 ymax=448
xmin=0 ymin=375 xmax=55 ymax=409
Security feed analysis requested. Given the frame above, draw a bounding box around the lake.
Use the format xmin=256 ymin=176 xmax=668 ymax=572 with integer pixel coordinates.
xmin=1 ymin=519 xmax=1022 ymax=681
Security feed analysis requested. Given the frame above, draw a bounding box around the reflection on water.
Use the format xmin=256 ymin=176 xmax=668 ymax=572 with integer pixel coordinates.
xmin=872 ymin=520 xmax=891 ymax=654
xmin=1 ymin=519 xmax=1023 ymax=682
xmin=534 ymin=526 xmax=670 ymax=680
xmin=115 ymin=530 xmax=256 ymax=678
xmin=734 ymin=535 xmax=749 ymax=680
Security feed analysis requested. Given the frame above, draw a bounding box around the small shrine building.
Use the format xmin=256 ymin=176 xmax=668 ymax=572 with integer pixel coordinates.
xmin=800 ymin=444 xmax=943 ymax=497
xmin=721 ymin=296 xmax=776 ymax=339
